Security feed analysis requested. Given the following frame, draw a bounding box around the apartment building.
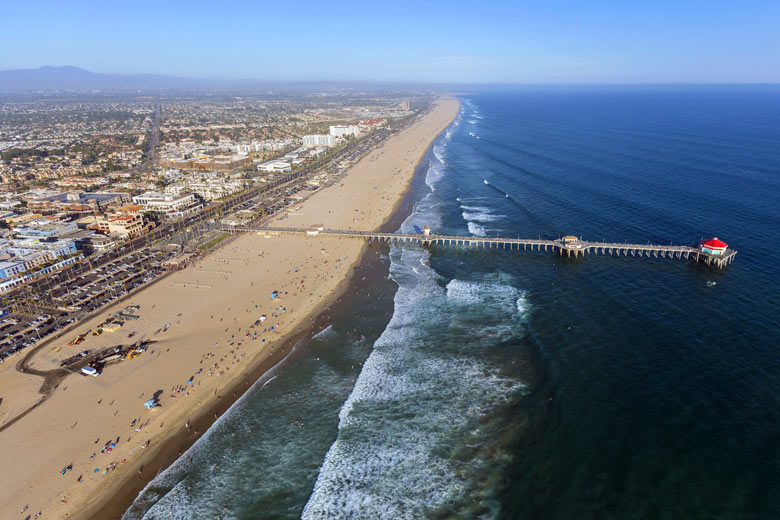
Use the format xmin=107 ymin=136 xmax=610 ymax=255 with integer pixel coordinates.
xmin=302 ymin=134 xmax=336 ymax=147
xmin=329 ymin=124 xmax=361 ymax=138
xmin=0 ymin=237 xmax=83 ymax=293
xmin=132 ymin=192 xmax=203 ymax=219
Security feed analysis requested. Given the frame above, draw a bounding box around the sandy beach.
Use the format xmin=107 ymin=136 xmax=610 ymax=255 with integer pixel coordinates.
xmin=0 ymin=97 xmax=459 ymax=519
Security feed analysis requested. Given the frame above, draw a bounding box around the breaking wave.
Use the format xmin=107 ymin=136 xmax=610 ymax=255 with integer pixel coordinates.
xmin=302 ymin=108 xmax=528 ymax=519
xmin=302 ymin=247 xmax=527 ymax=519
xmin=461 ymin=205 xmax=504 ymax=223
xmin=467 ymin=221 xmax=487 ymax=236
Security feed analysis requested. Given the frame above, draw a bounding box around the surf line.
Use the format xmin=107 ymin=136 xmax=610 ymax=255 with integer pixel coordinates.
xmin=482 ymin=179 xmax=526 ymax=211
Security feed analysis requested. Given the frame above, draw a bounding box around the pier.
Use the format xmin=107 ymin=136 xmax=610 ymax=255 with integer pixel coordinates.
xmin=221 ymin=226 xmax=737 ymax=269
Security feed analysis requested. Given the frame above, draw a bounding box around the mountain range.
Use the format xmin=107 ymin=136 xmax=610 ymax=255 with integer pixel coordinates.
xmin=0 ymin=66 xmax=444 ymax=92
xmin=0 ymin=65 xmax=211 ymax=91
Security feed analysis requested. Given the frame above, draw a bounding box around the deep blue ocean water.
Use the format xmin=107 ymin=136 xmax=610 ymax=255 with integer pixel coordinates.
xmin=124 ymin=87 xmax=780 ymax=519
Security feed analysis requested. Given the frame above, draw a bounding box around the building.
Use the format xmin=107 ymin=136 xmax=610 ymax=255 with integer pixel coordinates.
xmin=13 ymin=220 xmax=78 ymax=239
xmin=165 ymin=178 xmax=247 ymax=202
xmin=700 ymin=237 xmax=728 ymax=255
xmin=0 ymin=260 xmax=25 ymax=281
xmin=0 ymin=237 xmax=83 ymax=293
xmin=132 ymin=192 xmax=202 ymax=220
xmin=3 ymin=213 xmax=44 ymax=226
xmin=258 ymin=160 xmax=292 ymax=173
xmin=358 ymin=118 xmax=387 ymax=131
xmin=329 ymin=125 xmax=360 ymax=138
xmin=164 ymin=252 xmax=196 ymax=270
xmin=190 ymin=155 xmax=251 ymax=171
xmin=26 ymin=192 xmax=130 ymax=213
xmin=86 ymin=235 xmax=114 ymax=251
xmin=159 ymin=157 xmax=194 ymax=169
xmin=0 ymin=200 xmax=22 ymax=211
xmin=302 ymin=134 xmax=336 ymax=147
xmin=95 ymin=205 xmax=147 ymax=239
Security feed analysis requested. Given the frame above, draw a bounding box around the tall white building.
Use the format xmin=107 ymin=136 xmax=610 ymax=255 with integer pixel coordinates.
xmin=329 ymin=125 xmax=360 ymax=138
xmin=302 ymin=134 xmax=336 ymax=147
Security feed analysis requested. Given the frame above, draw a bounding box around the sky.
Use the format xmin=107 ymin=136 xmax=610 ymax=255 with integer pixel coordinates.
xmin=2 ymin=0 xmax=780 ymax=83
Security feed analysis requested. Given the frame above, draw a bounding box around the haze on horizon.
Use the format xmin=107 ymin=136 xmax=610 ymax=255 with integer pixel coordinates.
xmin=3 ymin=0 xmax=780 ymax=84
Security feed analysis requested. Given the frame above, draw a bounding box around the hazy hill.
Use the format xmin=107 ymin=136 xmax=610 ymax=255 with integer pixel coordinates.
xmin=0 ymin=66 xmax=208 ymax=91
xmin=0 ymin=66 xmax=447 ymax=93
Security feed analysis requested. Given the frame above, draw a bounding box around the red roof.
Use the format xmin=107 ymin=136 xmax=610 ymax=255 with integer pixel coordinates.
xmin=701 ymin=237 xmax=727 ymax=249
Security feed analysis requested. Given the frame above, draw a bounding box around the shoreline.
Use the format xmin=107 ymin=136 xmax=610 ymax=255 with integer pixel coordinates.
xmin=73 ymin=97 xmax=460 ymax=519
xmin=85 ymin=250 xmax=372 ymax=520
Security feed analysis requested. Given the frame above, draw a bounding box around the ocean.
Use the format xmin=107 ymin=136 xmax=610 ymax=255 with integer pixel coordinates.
xmin=123 ymin=86 xmax=780 ymax=519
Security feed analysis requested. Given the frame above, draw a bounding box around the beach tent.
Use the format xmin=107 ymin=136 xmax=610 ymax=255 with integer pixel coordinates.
xmin=144 ymin=399 xmax=158 ymax=410
xmin=270 ymin=291 xmax=279 ymax=299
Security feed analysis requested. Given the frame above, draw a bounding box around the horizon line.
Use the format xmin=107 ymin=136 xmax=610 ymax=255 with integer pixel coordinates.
xmin=1 ymin=65 xmax=780 ymax=87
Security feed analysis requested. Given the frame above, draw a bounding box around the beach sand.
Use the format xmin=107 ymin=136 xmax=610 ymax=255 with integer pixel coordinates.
xmin=0 ymin=98 xmax=459 ymax=519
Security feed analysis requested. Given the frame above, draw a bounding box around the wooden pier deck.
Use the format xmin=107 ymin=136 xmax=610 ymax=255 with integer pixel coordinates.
xmin=222 ymin=226 xmax=737 ymax=269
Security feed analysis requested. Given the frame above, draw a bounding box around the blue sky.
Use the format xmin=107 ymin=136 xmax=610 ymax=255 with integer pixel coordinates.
xmin=2 ymin=0 xmax=779 ymax=83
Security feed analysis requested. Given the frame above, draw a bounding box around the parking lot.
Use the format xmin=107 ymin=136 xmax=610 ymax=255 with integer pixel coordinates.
xmin=0 ymin=250 xmax=174 ymax=361
xmin=47 ymin=250 xmax=170 ymax=311
xmin=0 ymin=120 xmax=408 ymax=363
xmin=0 ymin=311 xmax=71 ymax=361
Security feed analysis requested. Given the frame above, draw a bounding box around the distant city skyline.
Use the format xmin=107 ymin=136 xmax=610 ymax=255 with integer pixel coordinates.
xmin=3 ymin=0 xmax=780 ymax=84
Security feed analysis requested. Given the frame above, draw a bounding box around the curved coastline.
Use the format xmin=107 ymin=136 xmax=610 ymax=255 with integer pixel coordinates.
xmin=38 ymin=97 xmax=460 ymax=520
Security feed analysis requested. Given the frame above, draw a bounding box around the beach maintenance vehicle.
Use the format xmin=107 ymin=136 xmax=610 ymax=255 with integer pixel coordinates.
xmin=68 ymin=333 xmax=86 ymax=346
xmin=99 ymin=352 xmax=122 ymax=364
xmin=81 ymin=365 xmax=99 ymax=377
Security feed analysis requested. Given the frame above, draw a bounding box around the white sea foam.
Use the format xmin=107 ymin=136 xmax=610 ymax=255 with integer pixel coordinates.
xmin=424 ymin=161 xmax=444 ymax=191
xmin=462 ymin=209 xmax=503 ymax=223
xmin=467 ymin=221 xmax=487 ymax=236
xmin=433 ymin=144 xmax=446 ymax=164
xmin=303 ymin=163 xmax=529 ymax=516
xmin=139 ymin=482 xmax=239 ymax=520
xmin=424 ymin=131 xmax=450 ymax=192
xmin=401 ymin=191 xmax=442 ymax=232
xmin=303 ymin=243 xmax=527 ymax=519
xmin=446 ymin=279 xmax=522 ymax=306
xmin=312 ymin=324 xmax=336 ymax=340
xmin=447 ymin=107 xmax=463 ymax=137
xmin=122 ymin=337 xmax=308 ymax=519
xmin=516 ymin=290 xmax=531 ymax=317
xmin=460 ymin=204 xmax=488 ymax=211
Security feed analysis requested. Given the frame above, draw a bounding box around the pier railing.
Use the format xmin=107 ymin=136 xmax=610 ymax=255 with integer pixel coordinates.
xmin=220 ymin=226 xmax=737 ymax=269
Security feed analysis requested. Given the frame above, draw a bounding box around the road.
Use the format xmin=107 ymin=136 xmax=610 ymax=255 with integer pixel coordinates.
xmin=0 ymin=110 xmax=422 ymax=360
xmin=141 ymin=101 xmax=161 ymax=171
